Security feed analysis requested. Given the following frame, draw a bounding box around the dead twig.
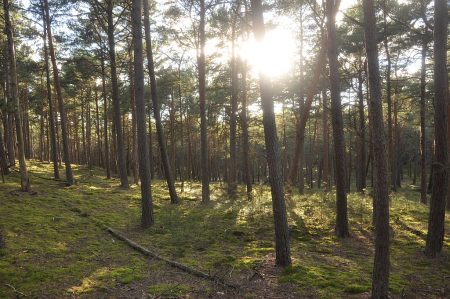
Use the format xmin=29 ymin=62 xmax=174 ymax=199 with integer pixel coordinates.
xmin=5 ymin=283 xmax=27 ymax=297
xmin=107 ymin=227 xmax=239 ymax=290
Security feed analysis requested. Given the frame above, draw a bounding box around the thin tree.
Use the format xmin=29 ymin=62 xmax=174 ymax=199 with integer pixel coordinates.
xmin=143 ymin=0 xmax=179 ymax=204
xmin=425 ymin=0 xmax=448 ymax=257
xmin=228 ymin=0 xmax=240 ymax=197
xmin=41 ymin=4 xmax=59 ymax=180
xmin=131 ymin=0 xmax=153 ymax=227
xmin=0 ymin=117 xmax=9 ymax=176
xmin=107 ymin=0 xmax=129 ymax=188
xmin=3 ymin=0 xmax=30 ymax=191
xmin=198 ymin=0 xmax=210 ymax=203
xmin=43 ymin=0 xmax=74 ymax=185
xmin=326 ymin=0 xmax=349 ymax=238
xmin=240 ymin=58 xmax=252 ymax=194
xmin=419 ymin=36 xmax=428 ymax=204
xmin=250 ymin=0 xmax=291 ymax=267
xmin=363 ymin=0 xmax=390 ymax=296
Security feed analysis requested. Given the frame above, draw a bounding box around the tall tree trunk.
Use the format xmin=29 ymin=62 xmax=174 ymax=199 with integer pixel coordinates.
xmin=42 ymin=14 xmax=59 ymax=180
xmin=143 ymin=0 xmax=179 ymax=204
xmin=251 ymin=0 xmax=291 ymax=267
xmin=322 ymin=89 xmax=329 ymax=189
xmin=326 ymin=0 xmax=349 ymax=238
xmin=94 ymin=86 xmax=102 ymax=167
xmin=420 ymin=39 xmax=428 ymax=204
xmin=383 ymin=7 xmax=395 ymax=192
xmin=128 ymin=47 xmax=140 ymax=185
xmin=100 ymin=47 xmax=111 ymax=179
xmin=240 ymin=59 xmax=252 ymax=194
xmin=357 ymin=66 xmax=366 ymax=192
xmin=43 ymin=0 xmax=73 ymax=185
xmin=363 ymin=0 xmax=390 ymax=296
xmin=107 ymin=0 xmax=129 ymax=188
xmin=425 ymin=0 xmax=448 ymax=257
xmin=131 ymin=0 xmax=153 ymax=228
xmin=86 ymin=91 xmax=92 ymax=169
xmin=228 ymin=2 xmax=240 ymax=196
xmin=4 ymin=0 xmax=30 ymax=191
xmin=0 ymin=119 xmax=9 ymax=175
xmin=198 ymin=0 xmax=210 ymax=203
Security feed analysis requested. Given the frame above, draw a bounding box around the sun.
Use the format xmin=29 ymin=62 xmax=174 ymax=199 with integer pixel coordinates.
xmin=239 ymin=27 xmax=297 ymax=79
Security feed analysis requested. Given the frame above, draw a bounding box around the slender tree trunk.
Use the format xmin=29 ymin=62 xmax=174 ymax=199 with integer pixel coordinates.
xmin=0 ymin=119 xmax=9 ymax=175
xmin=143 ymin=0 xmax=179 ymax=204
xmin=322 ymin=89 xmax=329 ymax=189
xmin=131 ymin=0 xmax=153 ymax=228
xmin=425 ymin=0 xmax=448 ymax=257
xmin=251 ymin=0 xmax=291 ymax=267
xmin=383 ymin=8 xmax=395 ymax=192
xmin=4 ymin=0 xmax=30 ymax=191
xmin=357 ymin=67 xmax=366 ymax=192
xmin=43 ymin=0 xmax=73 ymax=185
xmin=42 ymin=15 xmax=59 ymax=180
xmin=363 ymin=0 xmax=390 ymax=296
xmin=228 ymin=2 xmax=240 ymax=196
xmin=94 ymin=86 xmax=102 ymax=167
xmin=240 ymin=59 xmax=252 ymax=194
xmin=420 ymin=39 xmax=428 ymax=204
xmin=107 ymin=0 xmax=129 ymax=188
xmin=128 ymin=47 xmax=140 ymax=185
xmin=86 ymin=91 xmax=92 ymax=169
xmin=198 ymin=0 xmax=210 ymax=203
xmin=326 ymin=0 xmax=349 ymax=238
xmin=6 ymin=114 xmax=15 ymax=167
xmin=100 ymin=48 xmax=111 ymax=179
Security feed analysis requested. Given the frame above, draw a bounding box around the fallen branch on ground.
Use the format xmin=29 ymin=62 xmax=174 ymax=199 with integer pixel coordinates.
xmin=106 ymin=227 xmax=239 ymax=290
xmin=5 ymin=283 xmax=27 ymax=297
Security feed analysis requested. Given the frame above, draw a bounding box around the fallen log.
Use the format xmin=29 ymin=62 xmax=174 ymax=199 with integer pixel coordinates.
xmin=106 ymin=227 xmax=239 ymax=290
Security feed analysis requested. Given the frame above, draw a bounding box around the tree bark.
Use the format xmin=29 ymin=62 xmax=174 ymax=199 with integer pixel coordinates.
xmin=128 ymin=47 xmax=140 ymax=185
xmin=228 ymin=2 xmax=240 ymax=196
xmin=251 ymin=0 xmax=291 ymax=267
xmin=240 ymin=59 xmax=252 ymax=194
xmin=420 ymin=39 xmax=428 ymax=204
xmin=4 ymin=0 xmax=30 ymax=191
xmin=100 ymin=47 xmax=111 ymax=179
xmin=198 ymin=0 xmax=210 ymax=203
xmin=143 ymin=0 xmax=179 ymax=204
xmin=107 ymin=0 xmax=129 ymax=188
xmin=363 ymin=0 xmax=390 ymax=296
xmin=322 ymin=89 xmax=329 ymax=189
xmin=357 ymin=66 xmax=366 ymax=192
xmin=326 ymin=0 xmax=349 ymax=238
xmin=43 ymin=0 xmax=73 ymax=185
xmin=131 ymin=0 xmax=153 ymax=228
xmin=0 ymin=119 xmax=9 ymax=175
xmin=425 ymin=0 xmax=448 ymax=257
xmin=42 ymin=12 xmax=59 ymax=180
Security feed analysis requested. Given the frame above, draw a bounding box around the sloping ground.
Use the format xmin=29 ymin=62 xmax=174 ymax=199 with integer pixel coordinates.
xmin=0 ymin=160 xmax=449 ymax=298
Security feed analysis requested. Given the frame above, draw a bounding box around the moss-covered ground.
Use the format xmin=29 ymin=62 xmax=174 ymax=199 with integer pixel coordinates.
xmin=0 ymin=160 xmax=449 ymax=298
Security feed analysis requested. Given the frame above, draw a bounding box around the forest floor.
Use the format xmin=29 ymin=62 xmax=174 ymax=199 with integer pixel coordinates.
xmin=0 ymin=161 xmax=449 ymax=299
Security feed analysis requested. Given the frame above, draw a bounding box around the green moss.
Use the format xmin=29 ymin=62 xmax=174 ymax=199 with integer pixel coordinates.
xmin=344 ymin=284 xmax=370 ymax=294
xmin=147 ymin=283 xmax=190 ymax=297
xmin=1 ymin=161 xmax=449 ymax=298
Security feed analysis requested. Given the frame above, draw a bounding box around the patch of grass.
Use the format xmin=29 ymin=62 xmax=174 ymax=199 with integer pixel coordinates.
xmin=147 ymin=283 xmax=190 ymax=297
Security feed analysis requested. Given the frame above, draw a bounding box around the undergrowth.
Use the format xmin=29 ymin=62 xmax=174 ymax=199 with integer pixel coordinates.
xmin=0 ymin=160 xmax=449 ymax=298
